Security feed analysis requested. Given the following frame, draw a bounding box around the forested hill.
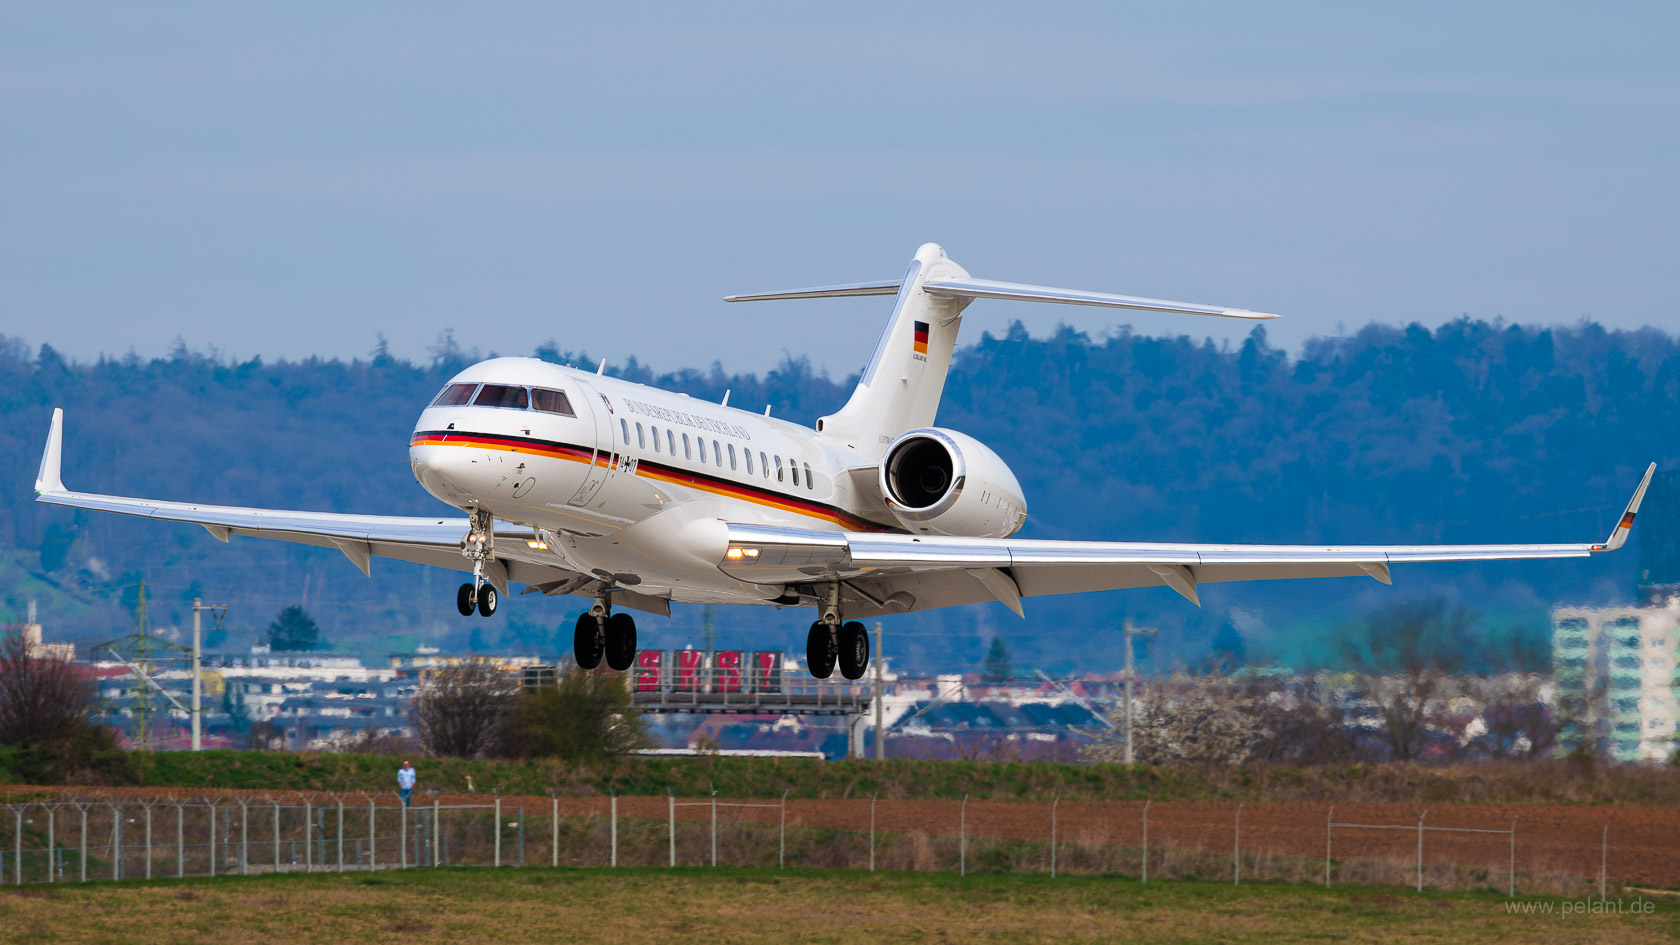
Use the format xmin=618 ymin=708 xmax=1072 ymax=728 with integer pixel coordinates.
xmin=0 ymin=320 xmax=1672 ymax=675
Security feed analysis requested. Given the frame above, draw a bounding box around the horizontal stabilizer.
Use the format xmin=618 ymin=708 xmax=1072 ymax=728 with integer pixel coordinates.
xmin=922 ymin=278 xmax=1278 ymax=320
xmin=725 ymin=280 xmax=901 ymax=302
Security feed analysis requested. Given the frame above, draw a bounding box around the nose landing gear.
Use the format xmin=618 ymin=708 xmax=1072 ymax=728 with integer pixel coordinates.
xmin=455 ymin=508 xmax=500 ymax=618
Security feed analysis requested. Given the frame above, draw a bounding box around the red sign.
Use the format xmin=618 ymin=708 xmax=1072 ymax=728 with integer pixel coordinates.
xmin=675 ymin=649 xmax=705 ymax=692
xmin=750 ymin=651 xmax=783 ymax=693
xmin=714 ymin=650 xmax=743 ymax=693
xmin=633 ymin=649 xmax=663 ymax=692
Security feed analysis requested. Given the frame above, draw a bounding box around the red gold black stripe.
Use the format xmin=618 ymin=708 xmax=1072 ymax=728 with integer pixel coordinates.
xmin=411 ymin=430 xmax=894 ymax=532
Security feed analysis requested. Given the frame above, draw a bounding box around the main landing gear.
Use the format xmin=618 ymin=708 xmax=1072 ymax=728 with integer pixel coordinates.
xmin=807 ymin=586 xmax=869 ymax=680
xmin=455 ymin=507 xmax=499 ymax=617
xmin=574 ymin=598 xmax=637 ymax=672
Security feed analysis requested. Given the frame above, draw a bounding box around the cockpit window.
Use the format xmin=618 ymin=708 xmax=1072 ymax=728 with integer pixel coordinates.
xmin=530 ymin=388 xmax=574 ymax=416
xmin=432 ymin=383 xmax=478 ymax=406
xmin=473 ymin=384 xmax=529 ymax=409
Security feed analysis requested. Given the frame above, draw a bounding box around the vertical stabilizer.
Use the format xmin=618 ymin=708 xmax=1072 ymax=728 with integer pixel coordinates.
xmin=816 ymin=243 xmax=972 ymax=459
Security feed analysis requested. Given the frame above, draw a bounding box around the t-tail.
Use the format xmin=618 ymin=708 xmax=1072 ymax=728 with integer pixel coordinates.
xmin=726 ymin=242 xmax=1278 ymax=461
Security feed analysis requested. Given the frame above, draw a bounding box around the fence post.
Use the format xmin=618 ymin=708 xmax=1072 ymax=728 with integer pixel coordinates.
xmin=272 ymin=800 xmax=281 ymax=875
xmin=141 ymin=804 xmax=150 ymax=880
xmin=1600 ymin=822 xmax=1608 ymax=900
xmin=112 ymin=804 xmax=122 ymax=881
xmin=80 ymin=805 xmax=88 ymax=882
xmin=1050 ymin=796 xmax=1058 ymax=878
xmin=305 ymin=798 xmax=313 ymax=873
xmin=1508 ymin=817 xmax=1517 ymax=897
xmin=397 ymin=796 xmax=405 ymax=870
xmin=432 ymin=794 xmax=440 ymax=867
xmin=240 ymin=801 xmax=249 ymax=876
xmin=47 ymin=806 xmax=56 ymax=884
xmin=12 ymin=806 xmax=20 ymax=886
xmin=1233 ymin=803 xmax=1241 ymax=885
xmin=1325 ymin=806 xmax=1333 ymax=887
xmin=779 ymin=790 xmax=789 ymax=870
xmin=869 ymin=793 xmax=877 ymax=873
xmin=1141 ymin=800 xmax=1148 ymax=884
xmin=668 ymin=791 xmax=675 ymax=868
xmin=337 ymin=797 xmax=345 ymax=872
xmin=494 ymin=794 xmax=502 ymax=868
xmin=611 ymin=793 xmax=618 ymax=868
xmin=208 ymin=801 xmax=216 ymax=878
xmin=959 ymin=795 xmax=967 ymax=878
xmin=710 ymin=788 xmax=717 ymax=868
xmin=1416 ymin=809 xmax=1427 ymax=893
xmin=547 ymin=792 xmax=558 ymax=868
xmin=366 ymin=797 xmax=375 ymax=873
xmin=518 ymin=806 xmax=525 ymax=866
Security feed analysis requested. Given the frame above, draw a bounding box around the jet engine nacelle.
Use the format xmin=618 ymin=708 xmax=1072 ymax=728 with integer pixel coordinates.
xmin=878 ymin=428 xmax=1028 ymax=538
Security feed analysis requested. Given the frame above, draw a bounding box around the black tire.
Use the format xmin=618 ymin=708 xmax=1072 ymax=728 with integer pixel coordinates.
xmin=476 ymin=582 xmax=498 ymax=617
xmin=838 ymin=621 xmax=869 ymax=680
xmin=574 ymin=612 xmax=603 ymax=670
xmin=456 ymin=583 xmax=476 ymax=617
xmin=605 ymin=612 xmax=638 ymax=672
xmin=806 ymin=621 xmax=835 ymax=679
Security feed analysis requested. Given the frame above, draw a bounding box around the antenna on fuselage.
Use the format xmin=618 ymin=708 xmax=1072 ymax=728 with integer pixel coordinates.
xmin=764 ymin=405 xmax=772 ymax=417
xmin=721 ymin=390 xmax=730 ymax=406
xmin=596 ymin=359 xmax=606 ymax=375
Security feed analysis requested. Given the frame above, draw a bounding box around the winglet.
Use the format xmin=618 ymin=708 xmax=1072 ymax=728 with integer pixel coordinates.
xmin=35 ymin=408 xmax=66 ymax=496
xmin=1595 ymin=462 xmax=1656 ymax=552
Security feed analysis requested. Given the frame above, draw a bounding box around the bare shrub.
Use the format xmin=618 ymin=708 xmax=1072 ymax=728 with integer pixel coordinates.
xmin=412 ymin=658 xmax=517 ymax=758
xmin=0 ymin=624 xmax=101 ymax=746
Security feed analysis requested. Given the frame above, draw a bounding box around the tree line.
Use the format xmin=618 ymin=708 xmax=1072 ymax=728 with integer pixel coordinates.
xmin=0 ymin=318 xmax=1671 ymax=671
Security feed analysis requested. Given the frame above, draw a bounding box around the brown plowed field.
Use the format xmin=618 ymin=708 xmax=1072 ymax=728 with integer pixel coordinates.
xmin=12 ymin=785 xmax=1679 ymax=887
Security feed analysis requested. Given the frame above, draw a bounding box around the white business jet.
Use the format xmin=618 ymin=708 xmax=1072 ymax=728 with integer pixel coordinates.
xmin=34 ymin=243 xmax=1654 ymax=679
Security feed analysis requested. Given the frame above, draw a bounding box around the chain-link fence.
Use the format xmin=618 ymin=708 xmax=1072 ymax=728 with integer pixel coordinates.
xmin=2 ymin=790 xmax=1666 ymax=898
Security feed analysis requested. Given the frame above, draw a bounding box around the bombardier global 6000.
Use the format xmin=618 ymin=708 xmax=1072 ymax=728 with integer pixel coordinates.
xmin=33 ymin=243 xmax=1654 ymax=679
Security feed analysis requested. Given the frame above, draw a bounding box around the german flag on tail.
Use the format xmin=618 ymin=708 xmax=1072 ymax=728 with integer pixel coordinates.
xmin=913 ymin=320 xmax=929 ymax=354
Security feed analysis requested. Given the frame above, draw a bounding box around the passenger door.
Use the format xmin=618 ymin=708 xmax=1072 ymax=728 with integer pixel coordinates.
xmin=564 ymin=378 xmax=612 ymax=507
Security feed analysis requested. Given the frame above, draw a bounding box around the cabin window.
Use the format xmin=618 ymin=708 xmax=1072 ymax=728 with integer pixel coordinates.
xmin=760 ymin=452 xmax=770 ymax=478
xmin=473 ymin=384 xmax=529 ymax=410
xmin=803 ymin=462 xmax=814 ymax=490
xmin=530 ymin=388 xmax=575 ymax=416
xmin=714 ymin=440 xmax=723 ymax=466
xmin=697 ymin=437 xmax=707 ymax=463
xmin=431 ymin=383 xmax=478 ymax=406
xmin=682 ymin=433 xmax=692 ymax=460
xmin=620 ymin=419 xmax=629 ymax=443
xmin=775 ymin=455 xmax=784 ymax=482
xmin=636 ymin=423 xmax=645 ymax=449
xmin=789 ymin=461 xmax=799 ymax=487
xmin=667 ymin=429 xmax=676 ymax=454
xmin=652 ymin=427 xmax=661 ymax=452
xmin=744 ymin=450 xmax=753 ymax=475
xmin=728 ymin=444 xmax=736 ymax=470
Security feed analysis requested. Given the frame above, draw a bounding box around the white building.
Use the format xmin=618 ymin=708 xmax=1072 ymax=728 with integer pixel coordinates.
xmin=1553 ymin=602 xmax=1680 ymax=762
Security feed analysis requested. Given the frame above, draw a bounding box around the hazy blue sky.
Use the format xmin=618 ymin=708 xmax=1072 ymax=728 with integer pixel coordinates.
xmin=3 ymin=3 xmax=1677 ymax=376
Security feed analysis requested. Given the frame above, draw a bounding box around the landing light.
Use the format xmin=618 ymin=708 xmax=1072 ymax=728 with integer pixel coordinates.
xmin=725 ymin=546 xmax=761 ymax=560
xmin=526 ymin=540 xmax=549 ymax=550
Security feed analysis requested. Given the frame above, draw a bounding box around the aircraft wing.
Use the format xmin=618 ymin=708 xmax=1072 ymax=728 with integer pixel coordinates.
xmin=31 ymin=408 xmax=551 ymax=598
xmin=718 ymin=462 xmax=1655 ymax=617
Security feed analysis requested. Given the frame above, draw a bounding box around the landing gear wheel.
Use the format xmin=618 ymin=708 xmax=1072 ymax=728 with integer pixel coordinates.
xmin=837 ymin=621 xmax=869 ymax=680
xmin=456 ymin=584 xmax=476 ymax=617
xmin=476 ymin=583 xmax=498 ymax=617
xmin=573 ymin=613 xmax=604 ymax=669
xmin=604 ymin=612 xmax=638 ymax=672
xmin=806 ymin=621 xmax=836 ymax=679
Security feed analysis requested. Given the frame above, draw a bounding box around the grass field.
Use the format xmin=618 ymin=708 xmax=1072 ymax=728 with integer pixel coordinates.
xmin=7 ymin=746 xmax=1680 ymax=807
xmin=0 ymin=867 xmax=1673 ymax=944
